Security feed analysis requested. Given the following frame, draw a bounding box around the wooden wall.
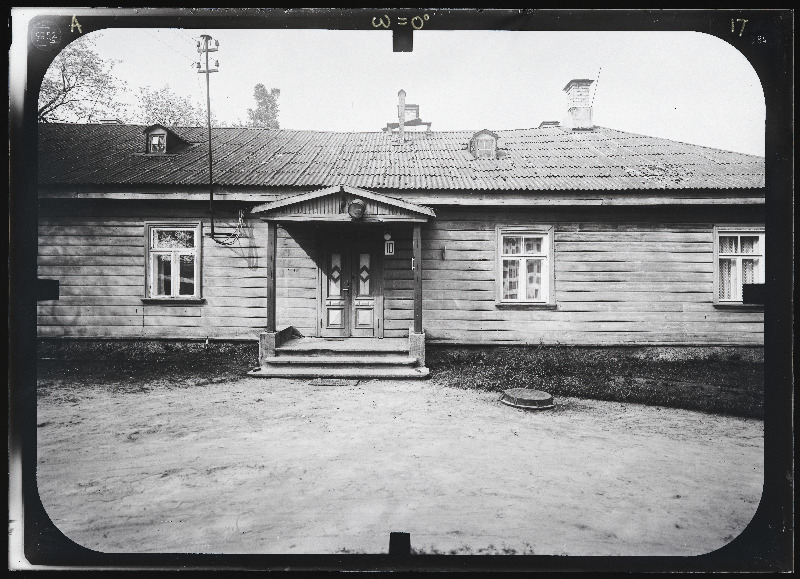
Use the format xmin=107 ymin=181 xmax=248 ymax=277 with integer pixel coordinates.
xmin=36 ymin=200 xmax=317 ymax=340
xmin=38 ymin=200 xmax=764 ymax=346
xmin=383 ymin=206 xmax=765 ymax=346
xmin=275 ymin=224 xmax=318 ymax=336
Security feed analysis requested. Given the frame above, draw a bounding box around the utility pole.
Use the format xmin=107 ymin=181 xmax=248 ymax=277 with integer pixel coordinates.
xmin=197 ymin=35 xmax=219 ymax=237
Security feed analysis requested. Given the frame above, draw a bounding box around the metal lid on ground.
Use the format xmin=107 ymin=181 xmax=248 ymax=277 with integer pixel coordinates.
xmin=500 ymin=388 xmax=554 ymax=410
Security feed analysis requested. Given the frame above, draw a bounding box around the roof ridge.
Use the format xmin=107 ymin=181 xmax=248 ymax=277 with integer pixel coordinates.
xmin=39 ymin=123 xmax=571 ymax=136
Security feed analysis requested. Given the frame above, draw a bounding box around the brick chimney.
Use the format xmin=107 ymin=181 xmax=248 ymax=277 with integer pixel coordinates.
xmin=563 ymin=79 xmax=594 ymax=131
xmin=397 ymin=89 xmax=406 ymax=141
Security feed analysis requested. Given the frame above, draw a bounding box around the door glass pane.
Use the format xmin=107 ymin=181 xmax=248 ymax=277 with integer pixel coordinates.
xmin=178 ymin=254 xmax=195 ymax=296
xmin=740 ymin=236 xmax=759 ymax=254
xmin=719 ymin=236 xmax=738 ymax=254
xmin=524 ymin=237 xmax=543 ymax=254
xmin=358 ymin=253 xmax=371 ymax=296
xmin=742 ymin=259 xmax=758 ymax=284
xmin=154 ymin=254 xmax=172 ymax=296
xmin=503 ymin=259 xmax=519 ymax=300
xmin=526 ymin=259 xmax=543 ymax=300
xmin=503 ymin=236 xmax=521 ymax=255
xmin=328 ymin=253 xmax=341 ymax=297
xmin=718 ymin=258 xmax=735 ymax=300
xmin=154 ymin=229 xmax=195 ymax=249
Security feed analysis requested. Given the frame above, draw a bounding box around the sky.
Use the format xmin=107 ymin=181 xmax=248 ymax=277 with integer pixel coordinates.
xmin=49 ymin=27 xmax=766 ymax=156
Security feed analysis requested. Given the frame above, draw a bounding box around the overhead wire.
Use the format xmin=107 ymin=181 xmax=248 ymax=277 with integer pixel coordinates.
xmin=142 ymin=29 xmax=196 ymax=65
xmin=137 ymin=30 xmax=209 ymax=125
xmin=212 ymin=209 xmax=247 ymax=246
xmin=175 ymin=29 xmax=199 ymax=44
xmin=590 ymin=67 xmax=602 ymax=108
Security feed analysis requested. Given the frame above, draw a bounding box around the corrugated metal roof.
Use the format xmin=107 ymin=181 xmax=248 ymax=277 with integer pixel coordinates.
xmin=38 ymin=123 xmax=764 ymax=190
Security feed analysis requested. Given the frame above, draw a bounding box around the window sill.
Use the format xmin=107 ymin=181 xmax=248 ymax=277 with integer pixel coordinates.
xmin=495 ymin=302 xmax=557 ymax=310
xmin=141 ymin=298 xmax=206 ymax=305
xmin=713 ymin=302 xmax=764 ymax=311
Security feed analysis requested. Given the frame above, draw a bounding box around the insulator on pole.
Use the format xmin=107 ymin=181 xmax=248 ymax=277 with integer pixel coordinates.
xmin=215 ymin=60 xmax=219 ymax=67
xmin=196 ymin=62 xmax=201 ymax=69
xmin=214 ymin=39 xmax=219 ymax=47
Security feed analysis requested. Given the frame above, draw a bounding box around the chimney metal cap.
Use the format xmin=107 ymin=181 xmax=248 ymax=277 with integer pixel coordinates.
xmin=562 ymin=78 xmax=595 ymax=92
xmin=398 ymin=89 xmax=406 ymax=97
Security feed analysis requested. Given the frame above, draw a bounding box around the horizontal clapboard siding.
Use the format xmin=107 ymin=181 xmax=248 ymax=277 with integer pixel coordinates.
xmin=383 ymin=227 xmax=416 ymax=338
xmin=38 ymin=200 xmax=764 ymax=346
xmin=383 ymin=207 xmax=764 ymax=345
xmin=274 ymin=224 xmax=318 ymax=335
xmin=37 ymin=201 xmax=316 ymax=340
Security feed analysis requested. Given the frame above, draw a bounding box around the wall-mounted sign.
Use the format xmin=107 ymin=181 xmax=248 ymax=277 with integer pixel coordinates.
xmin=384 ymin=240 xmax=395 ymax=256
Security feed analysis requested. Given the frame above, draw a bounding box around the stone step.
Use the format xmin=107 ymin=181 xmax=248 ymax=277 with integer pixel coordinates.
xmin=276 ymin=337 xmax=409 ymax=356
xmin=266 ymin=355 xmax=418 ymax=366
xmin=248 ymin=365 xmax=430 ymax=379
xmin=275 ymin=347 xmax=410 ymax=357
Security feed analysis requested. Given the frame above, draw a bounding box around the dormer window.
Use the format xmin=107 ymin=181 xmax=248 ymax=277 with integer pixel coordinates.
xmin=143 ymin=124 xmax=190 ymax=155
xmin=149 ymin=134 xmax=166 ymax=153
xmin=469 ymin=129 xmax=499 ymax=160
xmin=476 ymin=136 xmax=495 ymax=159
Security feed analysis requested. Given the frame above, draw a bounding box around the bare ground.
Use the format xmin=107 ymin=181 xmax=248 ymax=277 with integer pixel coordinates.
xmin=36 ymin=376 xmax=763 ymax=556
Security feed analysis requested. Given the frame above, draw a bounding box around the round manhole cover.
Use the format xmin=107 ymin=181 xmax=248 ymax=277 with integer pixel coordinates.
xmin=500 ymin=388 xmax=554 ymax=410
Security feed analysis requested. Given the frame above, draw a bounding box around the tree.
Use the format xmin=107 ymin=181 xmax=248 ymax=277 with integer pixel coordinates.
xmin=246 ymin=84 xmax=280 ymax=129
xmin=38 ymin=39 xmax=129 ymax=123
xmin=138 ymin=85 xmax=215 ymax=127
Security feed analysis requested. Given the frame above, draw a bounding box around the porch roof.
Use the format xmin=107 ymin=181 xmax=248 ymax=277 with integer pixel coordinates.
xmin=251 ymin=185 xmax=436 ymax=222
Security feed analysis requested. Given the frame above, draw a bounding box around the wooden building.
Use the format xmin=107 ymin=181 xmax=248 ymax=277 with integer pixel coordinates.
xmin=37 ymin=80 xmax=765 ymax=378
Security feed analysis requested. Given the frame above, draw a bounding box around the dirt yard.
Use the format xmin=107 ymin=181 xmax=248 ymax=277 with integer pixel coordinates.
xmin=36 ymin=376 xmax=763 ymax=556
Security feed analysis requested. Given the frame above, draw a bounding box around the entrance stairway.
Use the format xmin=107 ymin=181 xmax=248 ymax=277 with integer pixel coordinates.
xmin=248 ymin=337 xmax=429 ymax=379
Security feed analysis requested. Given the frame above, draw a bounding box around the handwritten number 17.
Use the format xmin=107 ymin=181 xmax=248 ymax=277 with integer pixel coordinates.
xmin=731 ymin=19 xmax=748 ymax=37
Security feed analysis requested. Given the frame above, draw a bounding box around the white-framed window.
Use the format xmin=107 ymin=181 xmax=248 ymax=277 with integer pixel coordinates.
xmin=496 ymin=226 xmax=554 ymax=304
xmin=149 ymin=133 xmax=166 ymax=153
xmin=145 ymin=223 xmax=202 ymax=299
xmin=714 ymin=226 xmax=764 ymax=303
xmin=475 ymin=136 xmax=495 ymax=159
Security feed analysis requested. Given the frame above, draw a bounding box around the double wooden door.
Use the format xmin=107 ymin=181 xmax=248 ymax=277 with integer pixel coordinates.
xmin=320 ymin=233 xmax=383 ymax=338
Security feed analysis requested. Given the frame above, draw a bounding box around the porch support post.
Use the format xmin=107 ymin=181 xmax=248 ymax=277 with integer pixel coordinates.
xmin=258 ymin=220 xmax=279 ymax=367
xmin=410 ymin=223 xmax=426 ymax=368
xmin=413 ymin=223 xmax=423 ymax=334
xmin=266 ymin=220 xmax=277 ymax=333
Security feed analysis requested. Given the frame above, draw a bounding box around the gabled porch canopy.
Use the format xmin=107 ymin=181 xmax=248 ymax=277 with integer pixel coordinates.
xmin=251 ymin=184 xmax=435 ymax=222
xmin=254 ymin=185 xmax=431 ymax=337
